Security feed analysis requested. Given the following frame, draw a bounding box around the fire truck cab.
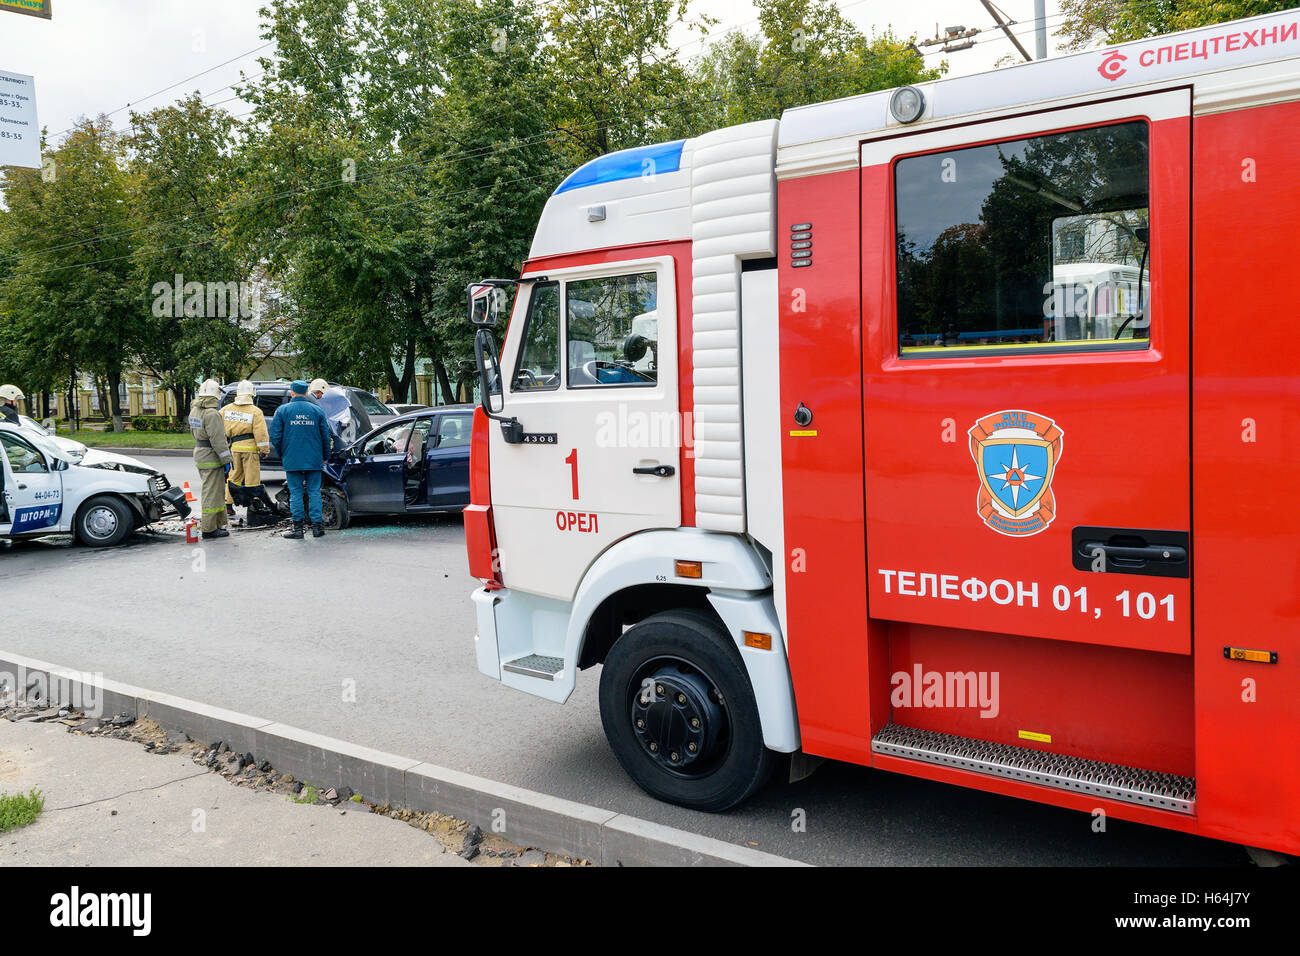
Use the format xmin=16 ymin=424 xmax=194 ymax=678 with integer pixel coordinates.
xmin=467 ymin=10 xmax=1300 ymax=853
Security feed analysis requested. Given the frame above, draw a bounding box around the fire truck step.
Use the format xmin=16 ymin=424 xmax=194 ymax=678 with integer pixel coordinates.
xmin=871 ymin=723 xmax=1195 ymax=814
xmin=501 ymin=654 xmax=565 ymax=680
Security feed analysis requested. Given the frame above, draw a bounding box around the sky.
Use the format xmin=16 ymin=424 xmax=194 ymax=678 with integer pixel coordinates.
xmin=0 ymin=0 xmax=1069 ymax=145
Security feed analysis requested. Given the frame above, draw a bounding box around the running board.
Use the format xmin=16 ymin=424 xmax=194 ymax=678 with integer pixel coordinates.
xmin=502 ymin=654 xmax=564 ymax=681
xmin=871 ymin=723 xmax=1196 ymax=815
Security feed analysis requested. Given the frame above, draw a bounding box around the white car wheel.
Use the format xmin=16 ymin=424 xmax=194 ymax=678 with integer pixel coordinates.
xmin=76 ymin=496 xmax=133 ymax=548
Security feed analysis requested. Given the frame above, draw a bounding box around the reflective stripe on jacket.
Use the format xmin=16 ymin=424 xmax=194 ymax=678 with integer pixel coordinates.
xmin=189 ymin=396 xmax=230 ymax=465
xmin=222 ymin=401 xmax=270 ymax=454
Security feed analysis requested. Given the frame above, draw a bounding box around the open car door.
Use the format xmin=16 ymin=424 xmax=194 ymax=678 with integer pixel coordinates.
xmin=0 ymin=431 xmax=65 ymax=537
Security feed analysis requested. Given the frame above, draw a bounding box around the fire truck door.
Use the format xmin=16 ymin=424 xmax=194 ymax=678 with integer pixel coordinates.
xmin=490 ymin=255 xmax=682 ymax=601
xmin=860 ymin=90 xmax=1191 ymax=655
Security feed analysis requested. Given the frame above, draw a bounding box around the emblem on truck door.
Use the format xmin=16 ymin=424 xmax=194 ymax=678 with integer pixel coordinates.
xmin=968 ymin=410 xmax=1064 ymax=537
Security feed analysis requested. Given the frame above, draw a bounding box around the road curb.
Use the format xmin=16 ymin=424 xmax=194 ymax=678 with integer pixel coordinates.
xmin=83 ymin=446 xmax=193 ymax=457
xmin=0 ymin=650 xmax=808 ymax=867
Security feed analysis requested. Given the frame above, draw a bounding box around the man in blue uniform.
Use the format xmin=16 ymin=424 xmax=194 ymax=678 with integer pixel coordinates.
xmin=269 ymin=380 xmax=334 ymax=539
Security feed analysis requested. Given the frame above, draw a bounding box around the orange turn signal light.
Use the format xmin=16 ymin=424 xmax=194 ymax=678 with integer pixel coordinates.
xmin=743 ymin=631 xmax=772 ymax=651
xmin=674 ymin=560 xmax=702 ymax=579
xmin=1224 ymin=646 xmax=1277 ymax=664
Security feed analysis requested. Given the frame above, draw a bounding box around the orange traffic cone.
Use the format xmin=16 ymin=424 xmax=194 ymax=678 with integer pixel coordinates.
xmin=183 ymin=481 xmax=197 ymax=504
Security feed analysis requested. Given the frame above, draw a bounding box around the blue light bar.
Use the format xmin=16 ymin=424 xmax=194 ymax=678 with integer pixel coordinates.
xmin=554 ymin=140 xmax=686 ymax=194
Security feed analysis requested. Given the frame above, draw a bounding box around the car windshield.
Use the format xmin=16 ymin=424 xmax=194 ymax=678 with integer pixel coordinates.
xmin=8 ymin=427 xmax=64 ymax=462
xmin=355 ymin=391 xmax=391 ymax=415
xmin=18 ymin=415 xmax=49 ymax=435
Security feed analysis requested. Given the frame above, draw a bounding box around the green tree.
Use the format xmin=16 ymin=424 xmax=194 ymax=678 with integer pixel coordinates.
xmin=542 ymin=0 xmax=711 ymax=165
xmin=1057 ymin=0 xmax=1294 ymax=49
xmin=415 ymin=0 xmax=563 ymax=398
xmin=0 ymin=211 xmax=71 ymax=416
xmin=228 ymin=0 xmax=427 ymax=398
xmin=232 ymin=0 xmax=560 ymax=402
xmin=674 ymin=0 xmax=941 ymax=136
xmin=129 ymin=94 xmax=252 ymax=413
xmin=0 ymin=119 xmax=140 ymax=430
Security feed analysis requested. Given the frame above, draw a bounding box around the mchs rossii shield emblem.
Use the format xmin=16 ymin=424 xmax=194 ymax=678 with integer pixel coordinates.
xmin=969 ymin=410 xmax=1064 ymax=537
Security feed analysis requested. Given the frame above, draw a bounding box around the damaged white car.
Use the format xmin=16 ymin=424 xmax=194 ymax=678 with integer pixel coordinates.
xmin=0 ymin=421 xmax=191 ymax=548
xmin=17 ymin=414 xmax=90 ymax=461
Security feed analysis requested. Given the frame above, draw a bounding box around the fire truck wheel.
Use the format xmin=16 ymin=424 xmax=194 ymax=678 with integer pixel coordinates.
xmin=599 ymin=609 xmax=774 ymax=812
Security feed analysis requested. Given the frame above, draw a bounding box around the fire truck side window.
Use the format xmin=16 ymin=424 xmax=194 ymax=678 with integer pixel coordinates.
xmin=513 ymin=282 xmax=561 ymax=391
xmin=895 ymin=120 xmax=1151 ymax=356
xmin=565 ymin=272 xmax=658 ymax=388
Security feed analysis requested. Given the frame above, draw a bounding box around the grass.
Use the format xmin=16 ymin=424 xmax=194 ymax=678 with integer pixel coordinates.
xmin=0 ymin=788 xmax=45 ymax=833
xmin=292 ymin=785 xmax=320 ymax=805
xmin=62 ymin=429 xmax=194 ymax=449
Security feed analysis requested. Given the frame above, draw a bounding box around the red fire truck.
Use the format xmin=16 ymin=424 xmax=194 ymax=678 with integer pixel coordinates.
xmin=465 ymin=10 xmax=1300 ymax=856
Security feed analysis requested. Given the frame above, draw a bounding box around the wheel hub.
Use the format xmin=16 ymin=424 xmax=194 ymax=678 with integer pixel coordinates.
xmin=630 ymin=665 xmax=725 ymax=772
xmin=86 ymin=506 xmax=118 ymax=538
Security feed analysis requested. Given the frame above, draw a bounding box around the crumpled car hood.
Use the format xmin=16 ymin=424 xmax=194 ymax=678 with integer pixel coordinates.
xmin=78 ymin=448 xmax=157 ymax=476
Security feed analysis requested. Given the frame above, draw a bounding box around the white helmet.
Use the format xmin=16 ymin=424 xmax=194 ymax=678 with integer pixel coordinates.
xmin=197 ymin=378 xmax=223 ymax=399
xmin=0 ymin=384 xmax=24 ymax=402
xmin=308 ymin=378 xmax=329 ymax=396
xmin=234 ymin=380 xmax=256 ymax=402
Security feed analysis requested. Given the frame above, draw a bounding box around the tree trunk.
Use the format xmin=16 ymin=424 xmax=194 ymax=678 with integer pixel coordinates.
xmin=385 ymin=337 xmax=417 ymax=403
xmin=106 ymin=369 xmax=125 ymax=431
xmin=433 ymin=356 xmax=454 ymax=407
xmin=67 ymin=371 xmax=80 ymax=431
xmin=457 ymin=372 xmax=476 ymax=403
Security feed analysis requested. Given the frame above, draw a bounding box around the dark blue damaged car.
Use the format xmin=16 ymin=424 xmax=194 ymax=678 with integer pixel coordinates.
xmin=274 ymin=405 xmax=474 ymax=529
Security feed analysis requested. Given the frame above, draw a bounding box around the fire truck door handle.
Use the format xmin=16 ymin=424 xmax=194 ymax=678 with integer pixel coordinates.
xmin=1071 ymin=527 xmax=1190 ymax=578
xmin=633 ymin=464 xmax=675 ymax=478
xmin=1082 ymin=542 xmax=1185 ymax=563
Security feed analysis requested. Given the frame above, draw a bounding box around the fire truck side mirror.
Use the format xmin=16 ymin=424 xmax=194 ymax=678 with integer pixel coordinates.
xmin=623 ymin=333 xmax=651 ymax=363
xmin=473 ymin=327 xmax=524 ymax=443
xmin=473 ymin=328 xmax=504 ymax=415
xmin=467 ymin=282 xmax=509 ymax=327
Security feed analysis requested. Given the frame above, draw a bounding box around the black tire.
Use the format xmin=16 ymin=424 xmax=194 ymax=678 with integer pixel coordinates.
xmin=274 ymin=485 xmax=349 ymax=530
xmin=74 ymin=495 xmax=134 ymax=548
xmin=322 ymin=487 xmax=350 ymax=530
xmin=599 ymin=609 xmax=774 ymax=812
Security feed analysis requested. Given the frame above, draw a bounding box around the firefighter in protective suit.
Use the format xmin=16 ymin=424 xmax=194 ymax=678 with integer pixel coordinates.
xmin=222 ymin=380 xmax=277 ymax=525
xmin=189 ymin=378 xmax=231 ymax=539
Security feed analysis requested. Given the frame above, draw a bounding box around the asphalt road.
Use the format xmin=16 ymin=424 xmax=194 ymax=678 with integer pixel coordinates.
xmin=0 ymin=455 xmax=1249 ymax=866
